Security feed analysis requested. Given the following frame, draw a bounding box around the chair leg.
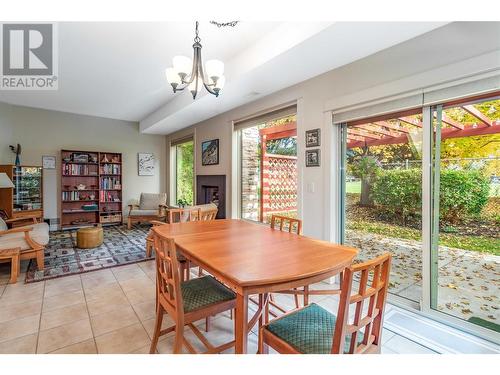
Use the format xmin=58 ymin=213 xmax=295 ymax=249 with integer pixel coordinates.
xmin=205 ymin=317 xmax=211 ymax=332
xmin=258 ymin=327 xmax=268 ymax=354
xmin=293 ymin=288 xmax=300 ymax=308
xmin=146 ymin=241 xmax=152 ymax=258
xmin=303 ymin=285 xmax=309 ymax=306
xmin=10 ymin=254 xmax=19 ymax=284
xmin=173 ymin=325 xmax=184 ymax=354
xmin=198 ymin=267 xmax=203 ymax=277
xmin=149 ymin=304 xmax=164 ymax=354
xmin=185 ymin=261 xmax=191 ymax=281
xmin=36 ymin=249 xmax=44 ymax=270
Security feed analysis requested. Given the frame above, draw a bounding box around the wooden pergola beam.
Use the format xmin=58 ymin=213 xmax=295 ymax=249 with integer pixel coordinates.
xmin=462 ymin=105 xmax=492 ymax=126
xmin=440 ymin=113 xmax=464 ymax=130
xmin=355 ymin=124 xmax=402 ymax=138
xmin=348 ymin=128 xmax=382 ymax=140
xmin=347 ymin=134 xmax=365 ymax=142
xmin=371 ymin=122 xmax=410 ymax=135
xmin=397 ymin=117 xmax=422 ymax=127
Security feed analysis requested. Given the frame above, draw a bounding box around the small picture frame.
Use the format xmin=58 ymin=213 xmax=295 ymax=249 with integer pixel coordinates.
xmin=305 ymin=149 xmax=321 ymax=167
xmin=42 ymin=155 xmax=56 ymax=169
xmin=138 ymin=152 xmax=155 ymax=176
xmin=305 ymin=128 xmax=321 ymax=147
xmin=201 ymin=139 xmax=219 ymax=166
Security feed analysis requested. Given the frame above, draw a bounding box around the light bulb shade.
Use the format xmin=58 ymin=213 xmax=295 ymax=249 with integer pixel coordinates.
xmin=165 ymin=68 xmax=181 ymax=85
xmin=0 ymin=173 xmax=14 ymax=188
xmin=188 ymin=79 xmax=202 ymax=94
xmin=214 ymin=75 xmax=225 ymax=90
xmin=173 ymin=56 xmax=192 ymax=76
xmin=205 ymin=59 xmax=224 ymax=79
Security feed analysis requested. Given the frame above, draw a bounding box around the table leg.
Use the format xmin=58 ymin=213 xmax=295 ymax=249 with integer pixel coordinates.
xmin=234 ymin=293 xmax=248 ymax=354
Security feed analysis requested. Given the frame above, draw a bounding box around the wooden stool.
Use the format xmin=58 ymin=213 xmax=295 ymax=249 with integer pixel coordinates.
xmin=77 ymin=226 xmax=103 ymax=249
xmin=0 ymin=247 xmax=21 ymax=283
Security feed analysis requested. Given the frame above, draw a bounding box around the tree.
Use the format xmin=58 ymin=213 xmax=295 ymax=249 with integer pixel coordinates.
xmin=348 ymin=148 xmax=381 ymax=206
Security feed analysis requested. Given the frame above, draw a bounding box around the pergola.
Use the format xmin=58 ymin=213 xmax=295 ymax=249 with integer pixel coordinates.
xmin=347 ymin=104 xmax=500 ymax=149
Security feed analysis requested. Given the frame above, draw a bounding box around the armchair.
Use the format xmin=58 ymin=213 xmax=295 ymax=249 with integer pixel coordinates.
xmin=0 ymin=216 xmax=48 ymax=276
xmin=127 ymin=193 xmax=167 ymax=229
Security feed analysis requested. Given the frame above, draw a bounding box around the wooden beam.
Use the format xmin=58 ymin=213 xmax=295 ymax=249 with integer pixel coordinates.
xmin=462 ymin=105 xmax=492 ymax=126
xmin=439 ymin=113 xmax=464 ymax=130
xmin=347 ymin=134 xmax=365 ymax=142
xmin=397 ymin=117 xmax=422 ymax=127
xmin=348 ymin=128 xmax=382 ymax=140
xmin=371 ymin=121 xmax=411 ymax=135
xmin=354 ymin=124 xmax=400 ymax=138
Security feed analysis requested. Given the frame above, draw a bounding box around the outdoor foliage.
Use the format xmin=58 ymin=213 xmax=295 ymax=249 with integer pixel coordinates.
xmin=176 ymin=141 xmax=194 ymax=206
xmin=372 ymin=168 xmax=490 ymax=223
xmin=348 ymin=154 xmax=381 ymax=206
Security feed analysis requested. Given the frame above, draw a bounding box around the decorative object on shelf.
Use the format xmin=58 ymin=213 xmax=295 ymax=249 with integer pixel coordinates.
xmin=138 ymin=152 xmax=155 ymax=176
xmin=305 ymin=128 xmax=321 ymax=147
xmin=9 ymin=144 xmax=21 ymax=166
xmin=42 ymin=155 xmax=56 ymax=169
xmin=305 ymin=149 xmax=321 ymax=167
xmin=165 ymin=21 xmax=227 ymax=99
xmin=201 ymin=139 xmax=219 ymax=166
xmin=76 ymin=184 xmax=86 ymax=190
xmin=72 ymin=153 xmax=89 ymax=163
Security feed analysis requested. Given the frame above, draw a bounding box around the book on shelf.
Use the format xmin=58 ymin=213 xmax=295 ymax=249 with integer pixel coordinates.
xmin=101 ymin=176 xmax=121 ymax=189
xmin=100 ymin=164 xmax=121 ymax=174
xmin=62 ymin=164 xmax=98 ymax=176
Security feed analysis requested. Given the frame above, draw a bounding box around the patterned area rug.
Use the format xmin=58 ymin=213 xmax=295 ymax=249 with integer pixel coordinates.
xmin=25 ymin=224 xmax=152 ymax=283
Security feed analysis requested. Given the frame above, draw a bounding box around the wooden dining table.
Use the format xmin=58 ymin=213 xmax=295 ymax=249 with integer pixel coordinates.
xmin=152 ymin=219 xmax=358 ymax=354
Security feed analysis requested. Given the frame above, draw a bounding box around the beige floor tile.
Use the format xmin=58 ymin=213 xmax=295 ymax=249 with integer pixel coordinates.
xmin=90 ymin=305 xmax=140 ymax=336
xmin=83 ymin=282 xmax=123 ymax=302
xmin=141 ymin=314 xmax=175 ymax=339
xmin=0 ymin=333 xmax=38 ymax=354
xmin=0 ymin=285 xmax=5 ymax=296
xmin=0 ymin=282 xmax=44 ymax=306
xmin=112 ymin=264 xmax=147 ymax=282
xmin=132 ymin=300 xmax=156 ymax=321
xmin=124 ymin=287 xmax=155 ymax=305
xmin=40 ymin=302 xmax=89 ymax=330
xmin=0 ymin=314 xmax=40 ymax=343
xmin=37 ymin=318 xmax=93 ymax=354
xmin=0 ymin=299 xmax=42 ymax=324
xmin=118 ymin=276 xmax=155 ymax=293
xmin=95 ymin=323 xmax=150 ymax=354
xmin=49 ymin=338 xmax=97 ymax=354
xmin=130 ymin=344 xmax=153 ymax=354
xmin=81 ymin=269 xmax=117 ymax=289
xmin=86 ymin=291 xmax=130 ymax=316
xmin=42 ymin=289 xmax=85 ymax=312
xmin=44 ymin=275 xmax=82 ymax=298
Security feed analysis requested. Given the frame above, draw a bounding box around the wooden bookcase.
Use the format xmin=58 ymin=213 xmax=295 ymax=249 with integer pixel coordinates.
xmin=60 ymin=150 xmax=122 ymax=229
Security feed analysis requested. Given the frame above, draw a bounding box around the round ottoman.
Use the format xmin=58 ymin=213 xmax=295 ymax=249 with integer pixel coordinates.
xmin=77 ymin=226 xmax=103 ymax=249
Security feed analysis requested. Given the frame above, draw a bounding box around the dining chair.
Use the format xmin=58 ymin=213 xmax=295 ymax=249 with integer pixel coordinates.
xmin=149 ymin=234 xmax=237 ymax=354
xmin=168 ymin=207 xmax=201 ymax=224
xmin=258 ymin=253 xmax=392 ymax=354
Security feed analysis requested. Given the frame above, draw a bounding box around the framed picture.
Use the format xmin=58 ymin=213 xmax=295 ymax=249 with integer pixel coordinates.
xmin=305 ymin=128 xmax=321 ymax=147
xmin=138 ymin=152 xmax=155 ymax=176
xmin=42 ymin=155 xmax=56 ymax=169
xmin=201 ymin=139 xmax=219 ymax=166
xmin=305 ymin=149 xmax=320 ymax=167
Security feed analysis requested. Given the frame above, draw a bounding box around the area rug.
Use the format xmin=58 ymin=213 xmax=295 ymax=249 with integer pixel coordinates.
xmin=25 ymin=224 xmax=153 ymax=283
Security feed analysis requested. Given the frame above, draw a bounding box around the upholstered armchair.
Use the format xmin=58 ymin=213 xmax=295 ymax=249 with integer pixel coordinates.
xmin=127 ymin=193 xmax=168 ymax=229
xmin=0 ymin=216 xmax=49 ymax=274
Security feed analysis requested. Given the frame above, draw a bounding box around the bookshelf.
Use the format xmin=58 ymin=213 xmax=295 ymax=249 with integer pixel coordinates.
xmin=61 ymin=150 xmax=122 ymax=229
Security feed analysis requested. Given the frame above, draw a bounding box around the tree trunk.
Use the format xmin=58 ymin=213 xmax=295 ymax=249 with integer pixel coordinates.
xmin=359 ymin=178 xmax=373 ymax=207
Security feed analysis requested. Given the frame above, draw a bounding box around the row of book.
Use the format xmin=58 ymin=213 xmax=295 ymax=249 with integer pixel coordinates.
xmin=101 ymin=177 xmax=121 ymax=190
xmin=62 ymin=164 xmax=97 ymax=176
xmin=101 ymin=164 xmax=121 ymax=174
xmin=62 ymin=191 xmax=95 ymax=201
xmin=100 ymin=190 xmax=120 ymax=202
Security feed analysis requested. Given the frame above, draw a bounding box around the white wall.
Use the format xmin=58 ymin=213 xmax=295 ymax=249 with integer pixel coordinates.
xmin=0 ymin=103 xmax=166 ymax=223
xmin=164 ymin=22 xmax=500 ymax=241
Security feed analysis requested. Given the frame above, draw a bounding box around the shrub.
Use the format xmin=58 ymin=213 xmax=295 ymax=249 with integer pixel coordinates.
xmin=372 ymin=168 xmax=490 ymax=223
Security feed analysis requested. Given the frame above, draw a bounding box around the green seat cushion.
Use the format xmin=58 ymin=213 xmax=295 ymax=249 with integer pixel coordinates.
xmin=181 ymin=275 xmax=236 ymax=313
xmin=267 ymin=303 xmax=361 ymax=354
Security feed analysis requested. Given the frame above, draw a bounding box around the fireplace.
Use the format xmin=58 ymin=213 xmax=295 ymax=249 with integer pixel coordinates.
xmin=196 ymin=175 xmax=226 ymax=219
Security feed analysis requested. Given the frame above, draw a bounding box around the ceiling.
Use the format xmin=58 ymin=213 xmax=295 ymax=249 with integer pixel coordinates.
xmin=2 ymin=21 xmax=484 ymax=134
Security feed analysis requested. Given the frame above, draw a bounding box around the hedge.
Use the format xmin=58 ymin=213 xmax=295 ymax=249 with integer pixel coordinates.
xmin=371 ymin=168 xmax=490 ymax=222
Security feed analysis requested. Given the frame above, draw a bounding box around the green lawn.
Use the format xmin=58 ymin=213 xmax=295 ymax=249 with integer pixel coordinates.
xmin=346 ymin=181 xmax=361 ymax=194
xmin=347 ymin=219 xmax=500 ymax=255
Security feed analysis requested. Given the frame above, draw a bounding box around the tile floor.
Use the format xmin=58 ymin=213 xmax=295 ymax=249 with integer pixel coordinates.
xmin=0 ymin=260 xmax=440 ymax=354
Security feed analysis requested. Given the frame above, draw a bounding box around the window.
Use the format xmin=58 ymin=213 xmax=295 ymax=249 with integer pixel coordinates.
xmin=238 ymin=112 xmax=298 ymax=223
xmin=173 ymin=139 xmax=194 ymax=206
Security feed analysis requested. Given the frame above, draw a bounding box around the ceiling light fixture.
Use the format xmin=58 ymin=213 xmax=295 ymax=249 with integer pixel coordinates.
xmin=165 ymin=21 xmax=226 ymax=99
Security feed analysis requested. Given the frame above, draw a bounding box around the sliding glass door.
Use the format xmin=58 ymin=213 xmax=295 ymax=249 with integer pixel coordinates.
xmin=430 ymin=97 xmax=499 ymax=332
xmin=338 ymin=93 xmax=499 ymax=337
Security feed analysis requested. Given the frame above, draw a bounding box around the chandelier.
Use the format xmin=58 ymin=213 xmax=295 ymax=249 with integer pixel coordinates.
xmin=165 ymin=21 xmax=225 ymax=99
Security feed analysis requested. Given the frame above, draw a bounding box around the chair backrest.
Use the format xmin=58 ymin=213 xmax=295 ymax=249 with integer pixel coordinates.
xmin=139 ymin=193 xmax=167 ymax=210
xmin=153 ymin=234 xmax=184 ymax=317
xmin=270 ymin=214 xmax=302 ymax=235
xmin=332 ymin=253 xmax=392 ymax=354
xmin=199 ymin=208 xmax=218 ymax=221
xmin=168 ymin=207 xmax=201 ymax=223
